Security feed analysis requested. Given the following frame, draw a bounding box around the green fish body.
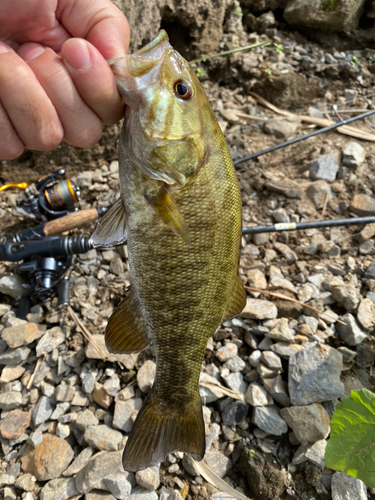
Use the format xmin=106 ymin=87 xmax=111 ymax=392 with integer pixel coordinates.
xmin=91 ymin=30 xmax=245 ymax=472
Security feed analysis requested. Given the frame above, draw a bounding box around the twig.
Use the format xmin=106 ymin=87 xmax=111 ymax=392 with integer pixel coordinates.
xmin=244 ymin=286 xmax=346 ymax=325
xmin=322 ymin=191 xmax=329 ymax=218
xmin=199 ymin=380 xmax=245 ymax=401
xmin=189 ymin=41 xmax=271 ymax=64
xmin=67 ymin=305 xmax=107 ymax=359
xmin=26 ymin=356 xmax=43 ymax=390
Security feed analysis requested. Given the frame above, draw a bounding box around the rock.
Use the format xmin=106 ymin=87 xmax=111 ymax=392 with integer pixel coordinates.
xmin=331 ymin=471 xmax=367 ymax=500
xmin=71 ymin=390 xmax=89 ymax=406
xmin=0 ymin=391 xmax=22 ymax=410
xmin=204 ymin=451 xmax=231 ymax=478
xmin=252 ymin=405 xmax=288 ymax=435
xmin=136 ymin=466 xmax=160 ymax=490
xmin=137 ymin=360 xmax=156 ymax=393
xmin=249 ymin=350 xmax=262 ymax=367
xmin=357 ymin=223 xmax=375 ymax=243
xmin=128 ymin=487 xmax=158 ymax=500
xmin=337 ymin=313 xmax=367 ymax=346
xmin=310 ymin=153 xmax=340 ymax=183
xmin=93 ymin=383 xmax=113 ymax=409
xmin=39 ymin=477 xmax=78 ymax=500
xmin=85 ymin=335 xmax=138 ymax=368
xmin=55 ymin=383 xmax=75 ymax=402
xmin=104 ymin=474 xmax=132 ymax=499
xmin=216 ymin=342 xmax=238 ymax=362
xmin=113 ymin=398 xmax=143 ymax=432
xmin=306 ymin=181 xmax=334 ymax=210
xmin=266 ymin=318 xmax=294 ymax=343
xmin=337 ymin=346 xmax=357 ymax=363
xmin=245 ymin=383 xmax=273 ymax=406
xmin=241 ymin=298 xmax=277 ymax=320
xmin=280 ymin=403 xmax=330 ymax=445
xmin=36 ymin=327 xmax=65 ymax=356
xmin=357 ymin=298 xmax=375 ymax=331
xmin=284 ymin=0 xmax=364 ymax=32
xmin=272 ymin=208 xmax=289 ymax=223
xmin=221 ymin=400 xmax=248 ymax=425
xmin=21 ymin=434 xmax=74 ymax=481
xmin=289 ymin=344 xmax=344 ymax=405
xmin=0 ymin=346 xmax=30 ymax=365
xmin=109 ymin=256 xmax=124 ymax=276
xmin=223 ymin=372 xmax=247 ymax=394
xmin=223 ymin=355 xmax=246 ymax=372
xmin=350 ymin=194 xmax=375 ymax=216
xmin=268 ymin=276 xmax=296 ymax=293
xmin=331 ymin=284 xmax=360 ymax=311
xmin=76 ymin=410 xmax=99 ymax=431
xmin=270 ymin=342 xmax=304 ymax=359
xmin=263 ymin=375 xmax=291 ymax=406
xmin=365 ymin=260 xmax=375 ymax=279
xmin=0 ymin=409 xmax=30 ymax=439
xmin=84 ymin=425 xmax=123 ymax=451
xmin=261 ymin=351 xmax=282 ymax=370
xmin=293 ymin=439 xmax=327 ymax=467
xmin=14 ymin=474 xmax=37 ymax=491
xmin=86 ymin=492 xmax=116 ymax=500
xmin=246 ymin=268 xmax=267 ymax=289
xmin=264 ymin=117 xmax=299 ymax=139
xmin=342 ymin=142 xmax=366 ymax=168
xmin=355 ymin=343 xmax=375 ymax=367
xmin=266 ymin=179 xmax=304 ymax=199
xmin=2 ymin=322 xmax=46 ymax=348
xmin=31 ymin=396 xmax=55 ymax=426
xmin=0 ymin=274 xmax=25 ymax=299
xmin=63 ymin=447 xmax=94 ymax=476
xmin=273 ymin=242 xmax=297 ymax=262
xmin=0 ymin=365 xmax=26 ymax=383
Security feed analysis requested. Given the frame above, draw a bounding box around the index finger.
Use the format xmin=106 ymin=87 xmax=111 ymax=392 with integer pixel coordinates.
xmin=57 ymin=0 xmax=130 ymax=58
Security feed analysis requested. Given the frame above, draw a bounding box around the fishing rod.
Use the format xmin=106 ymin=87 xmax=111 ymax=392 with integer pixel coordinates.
xmin=242 ymin=215 xmax=375 ymax=235
xmin=234 ymin=108 xmax=375 ymax=165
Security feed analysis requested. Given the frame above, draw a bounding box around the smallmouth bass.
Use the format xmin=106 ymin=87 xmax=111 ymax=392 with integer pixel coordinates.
xmin=91 ymin=30 xmax=245 ymax=472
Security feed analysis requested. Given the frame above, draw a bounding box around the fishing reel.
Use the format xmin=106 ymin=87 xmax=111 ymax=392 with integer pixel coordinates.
xmin=0 ymin=168 xmax=80 ymax=222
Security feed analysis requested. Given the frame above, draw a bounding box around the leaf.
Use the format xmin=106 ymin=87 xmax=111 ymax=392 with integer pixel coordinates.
xmin=325 ymin=388 xmax=375 ymax=487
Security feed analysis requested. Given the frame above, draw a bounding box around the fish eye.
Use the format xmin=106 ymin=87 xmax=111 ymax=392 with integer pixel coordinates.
xmin=174 ymin=80 xmax=193 ymax=100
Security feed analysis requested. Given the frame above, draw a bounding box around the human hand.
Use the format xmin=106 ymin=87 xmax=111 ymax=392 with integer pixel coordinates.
xmin=0 ymin=0 xmax=129 ymax=160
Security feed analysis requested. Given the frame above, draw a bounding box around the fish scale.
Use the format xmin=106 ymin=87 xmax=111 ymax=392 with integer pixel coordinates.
xmin=91 ymin=30 xmax=245 ymax=472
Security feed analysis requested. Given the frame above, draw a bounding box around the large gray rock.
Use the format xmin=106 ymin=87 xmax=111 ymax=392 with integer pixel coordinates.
xmin=84 ymin=425 xmax=123 ymax=451
xmin=337 ymin=313 xmax=367 ymax=346
xmin=113 ymin=398 xmax=143 ymax=433
xmin=288 ymin=344 xmax=344 ymax=405
xmin=331 ymin=471 xmax=367 ymax=500
xmin=252 ymin=405 xmax=288 ymax=436
xmin=284 ymin=0 xmax=365 ymax=32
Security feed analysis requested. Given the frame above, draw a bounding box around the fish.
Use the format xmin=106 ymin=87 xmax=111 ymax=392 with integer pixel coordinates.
xmin=91 ymin=30 xmax=246 ymax=472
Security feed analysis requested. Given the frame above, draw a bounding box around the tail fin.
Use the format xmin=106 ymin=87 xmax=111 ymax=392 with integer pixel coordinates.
xmin=122 ymin=391 xmax=205 ymax=472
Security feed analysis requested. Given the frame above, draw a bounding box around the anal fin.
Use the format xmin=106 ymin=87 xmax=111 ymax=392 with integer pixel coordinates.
xmin=221 ymin=276 xmax=246 ymax=323
xmin=146 ymin=185 xmax=191 ymax=246
xmin=90 ymin=198 xmax=127 ymax=247
xmin=122 ymin=390 xmax=205 ymax=472
xmin=106 ymin=288 xmax=150 ymax=354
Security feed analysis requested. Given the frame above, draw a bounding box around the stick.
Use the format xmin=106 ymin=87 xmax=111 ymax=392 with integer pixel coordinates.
xmin=67 ymin=305 xmax=107 ymax=359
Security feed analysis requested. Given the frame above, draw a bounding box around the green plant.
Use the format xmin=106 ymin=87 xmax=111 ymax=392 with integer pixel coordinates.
xmin=195 ymin=68 xmax=205 ymax=78
xmin=369 ymin=54 xmax=375 ymax=63
xmin=248 ymin=449 xmax=256 ymax=458
xmin=274 ymin=43 xmax=284 ymax=53
xmin=263 ymin=69 xmax=272 ymax=75
xmin=350 ymin=55 xmax=363 ymax=68
xmin=325 ymin=389 xmax=375 ymax=487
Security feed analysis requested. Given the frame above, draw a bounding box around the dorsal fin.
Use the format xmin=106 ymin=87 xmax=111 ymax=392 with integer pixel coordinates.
xmin=106 ymin=288 xmax=150 ymax=354
xmin=90 ymin=198 xmax=127 ymax=247
xmin=221 ymin=276 xmax=246 ymax=323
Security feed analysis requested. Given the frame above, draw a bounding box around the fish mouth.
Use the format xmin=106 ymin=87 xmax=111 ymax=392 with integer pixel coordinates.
xmin=107 ymin=30 xmax=172 ymax=103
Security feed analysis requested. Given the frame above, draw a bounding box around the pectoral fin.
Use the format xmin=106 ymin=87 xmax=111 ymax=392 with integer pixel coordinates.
xmin=221 ymin=276 xmax=246 ymax=323
xmin=106 ymin=287 xmax=150 ymax=354
xmin=90 ymin=198 xmax=127 ymax=247
xmin=146 ymin=185 xmax=191 ymax=246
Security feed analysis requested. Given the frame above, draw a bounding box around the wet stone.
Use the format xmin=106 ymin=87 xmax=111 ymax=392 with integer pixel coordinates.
xmin=135 ymin=466 xmax=160 ymax=490
xmin=331 ymin=471 xmax=367 ymax=500
xmin=113 ymin=398 xmax=143 ymax=433
xmin=280 ymin=403 xmax=330 ymax=445
xmin=288 ymin=344 xmax=344 ymax=405
xmin=221 ymin=400 xmax=248 ymax=425
xmin=84 ymin=425 xmax=123 ymax=451
xmin=21 ymin=434 xmax=74 ymax=481
xmin=252 ymin=405 xmax=288 ymax=435
xmin=216 ymin=342 xmax=238 ymax=362
xmin=337 ymin=313 xmax=367 ymax=346
xmin=0 ymin=409 xmax=30 ymax=439
xmin=137 ymin=360 xmax=156 ymax=393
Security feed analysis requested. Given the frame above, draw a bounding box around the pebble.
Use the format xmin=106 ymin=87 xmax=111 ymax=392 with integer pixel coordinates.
xmin=261 ymin=351 xmax=282 ymax=370
xmin=273 ymin=242 xmax=297 ymax=262
xmin=21 ymin=434 xmax=74 ymax=481
xmin=136 ymin=466 xmax=160 ymax=490
xmin=1 ymin=322 xmax=46 ymax=348
xmin=93 ymin=383 xmax=113 ymax=409
xmin=342 ymin=142 xmax=366 ymax=168
xmin=39 ymin=477 xmax=78 ymax=500
xmin=0 ymin=346 xmax=31 ymax=365
xmin=36 ymin=327 xmax=65 ymax=356
xmin=263 ymin=375 xmax=291 ymax=406
xmin=129 ymin=487 xmax=158 ymax=500
xmin=264 ymin=118 xmax=299 ymax=139
xmin=223 ymin=372 xmax=247 ymax=394
xmin=0 ymin=409 xmax=30 ymax=439
xmin=84 ymin=425 xmax=123 ymax=451
xmin=331 ymin=284 xmax=360 ymax=311
xmin=86 ymin=492 xmax=116 ymax=500
xmin=350 ymin=194 xmax=375 ymax=216
xmin=331 ymin=471 xmax=367 ymax=500
xmin=337 ymin=313 xmax=367 ymax=346
xmin=31 ymin=396 xmax=54 ymax=426
xmin=223 ymin=355 xmax=246 ymax=372
xmin=357 ymin=298 xmax=375 ymax=331
xmin=0 ymin=274 xmax=25 ymax=299
xmin=270 ymin=342 xmax=304 ymax=359
xmin=280 ymin=403 xmax=330 ymax=444
xmin=310 ymin=153 xmax=339 ymax=182
xmin=216 ymin=342 xmax=238 ymax=362
xmin=252 ymin=405 xmax=288 ymax=435
xmin=204 ymin=451 xmax=231 ymax=478
xmin=245 ymin=383 xmax=273 ymax=406
xmin=63 ymin=447 xmax=94 ymax=476
xmin=14 ymin=474 xmax=36 ymax=492
xmin=266 ymin=318 xmax=294 ymax=343
xmin=221 ymin=400 xmax=248 ymax=425
xmin=113 ymin=398 xmax=143 ymax=432
xmin=137 ymin=360 xmax=156 ymax=393
xmin=76 ymin=410 xmax=99 ymax=430
xmin=55 ymin=383 xmax=75 ymax=402
xmin=288 ymin=344 xmax=344 ymax=405
xmin=249 ymin=350 xmax=262 ymax=367
xmin=292 ymin=439 xmax=327 ymax=467
xmin=105 ymin=474 xmax=132 ymax=499
xmin=0 ymin=391 xmax=22 ymax=410
xmin=306 ymin=181 xmax=334 ymax=209
xmin=246 ymin=268 xmax=267 ymax=289
xmin=241 ymin=298 xmax=278 ymax=320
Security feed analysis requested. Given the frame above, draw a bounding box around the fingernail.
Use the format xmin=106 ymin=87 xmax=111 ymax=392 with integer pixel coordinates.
xmin=63 ymin=39 xmax=91 ymax=70
xmin=0 ymin=42 xmax=10 ymax=55
xmin=21 ymin=44 xmax=45 ymax=62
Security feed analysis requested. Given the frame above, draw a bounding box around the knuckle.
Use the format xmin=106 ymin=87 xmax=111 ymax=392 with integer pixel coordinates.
xmin=36 ymin=119 xmax=64 ymax=151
